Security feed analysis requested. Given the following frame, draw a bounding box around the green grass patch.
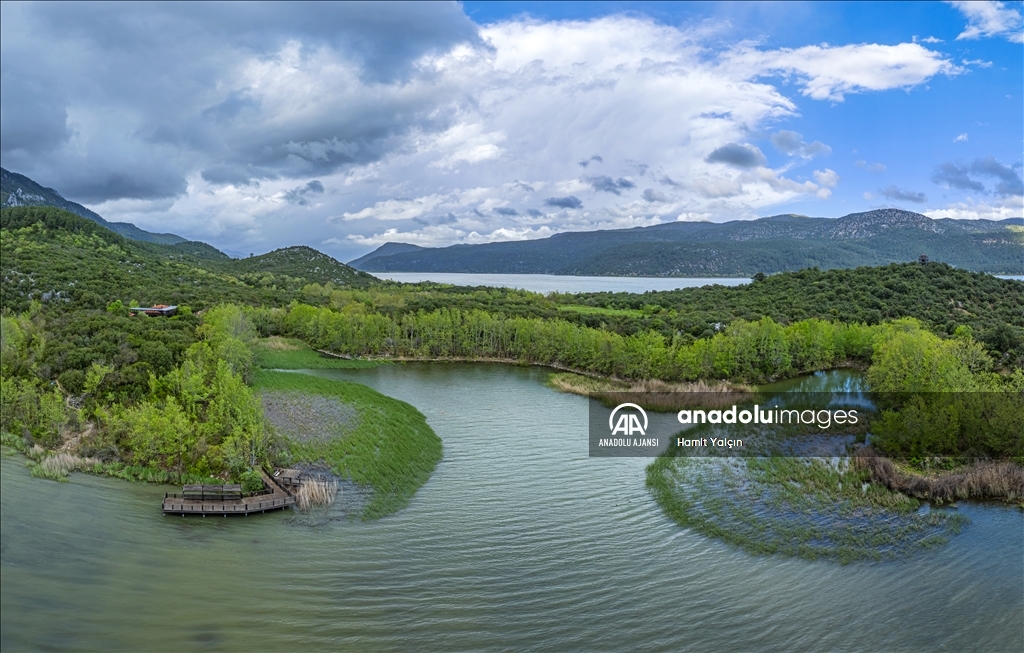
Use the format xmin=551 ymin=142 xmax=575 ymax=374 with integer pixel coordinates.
xmin=255 ymin=370 xmax=442 ymax=518
xmin=556 ymin=304 xmax=644 ymax=317
xmin=255 ymin=337 xmax=380 ymax=369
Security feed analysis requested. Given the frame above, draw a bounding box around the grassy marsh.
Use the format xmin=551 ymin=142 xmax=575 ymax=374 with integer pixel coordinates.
xmin=255 ymin=337 xmax=380 ymax=370
xmin=255 ymin=371 xmax=442 ymax=519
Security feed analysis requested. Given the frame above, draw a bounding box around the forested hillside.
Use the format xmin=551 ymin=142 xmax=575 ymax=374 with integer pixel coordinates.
xmin=5 ymin=205 xmax=1022 ymax=365
xmin=0 ymin=206 xmax=375 ymax=313
xmin=561 ymin=264 xmax=1024 ymax=360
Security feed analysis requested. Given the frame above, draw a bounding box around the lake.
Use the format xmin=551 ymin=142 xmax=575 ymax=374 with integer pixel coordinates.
xmin=372 ymin=273 xmax=1022 ymax=293
xmin=373 ymin=272 xmax=750 ymax=293
xmin=2 ymin=363 xmax=1021 ymax=651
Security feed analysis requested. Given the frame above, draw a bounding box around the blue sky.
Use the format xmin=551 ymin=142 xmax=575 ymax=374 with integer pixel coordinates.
xmin=461 ymin=1 xmax=1023 ymax=219
xmin=2 ymin=1 xmax=1021 ymax=259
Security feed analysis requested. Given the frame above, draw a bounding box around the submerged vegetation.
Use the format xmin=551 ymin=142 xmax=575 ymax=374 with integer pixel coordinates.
xmin=646 ymin=451 xmax=969 ymax=563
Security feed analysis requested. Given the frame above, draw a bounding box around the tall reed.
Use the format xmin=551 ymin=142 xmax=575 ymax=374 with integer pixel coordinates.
xmin=31 ymin=452 xmax=103 ymax=481
xmin=855 ymin=447 xmax=1024 ymax=502
xmin=296 ymin=476 xmax=339 ymax=511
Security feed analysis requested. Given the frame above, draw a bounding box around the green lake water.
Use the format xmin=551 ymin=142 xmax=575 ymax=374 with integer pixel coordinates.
xmin=2 ymin=364 xmax=1021 ymax=651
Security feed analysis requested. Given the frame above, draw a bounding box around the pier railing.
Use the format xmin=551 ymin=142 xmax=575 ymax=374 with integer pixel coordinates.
xmin=161 ymin=494 xmax=296 ymax=513
xmin=161 ymin=469 xmax=297 ymax=515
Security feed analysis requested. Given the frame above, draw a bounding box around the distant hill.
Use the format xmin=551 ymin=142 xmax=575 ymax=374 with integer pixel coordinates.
xmin=349 ymin=241 xmax=427 ymax=269
xmin=0 ymin=206 xmax=375 ymax=313
xmin=350 ymin=209 xmax=1024 ymax=275
xmin=1 ymin=167 xmax=187 ymax=244
xmin=226 ymin=246 xmax=375 ymax=287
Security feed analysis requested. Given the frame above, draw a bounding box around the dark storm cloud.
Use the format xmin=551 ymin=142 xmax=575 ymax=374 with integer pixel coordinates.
xmin=201 ymin=91 xmax=262 ymax=123
xmin=544 ymin=196 xmax=583 ymax=209
xmin=879 ymin=185 xmax=927 ymax=203
xmin=769 ymin=130 xmax=831 ymax=158
xmin=17 ymin=2 xmax=481 ymax=83
xmin=283 ymin=180 xmax=326 ymax=205
xmin=588 ymin=175 xmax=635 ymax=195
xmin=970 ymin=156 xmax=1024 ymax=196
xmin=705 ymin=143 xmax=766 ymax=169
xmin=0 ymin=2 xmax=482 ymax=202
xmin=201 ymin=165 xmax=274 ymax=187
xmin=0 ymin=77 xmax=70 ymax=153
xmin=643 ymin=188 xmax=668 ymax=202
xmin=932 ymin=158 xmax=1023 ymax=196
xmin=65 ymin=170 xmax=190 ymax=203
xmin=932 ymin=162 xmax=985 ymax=192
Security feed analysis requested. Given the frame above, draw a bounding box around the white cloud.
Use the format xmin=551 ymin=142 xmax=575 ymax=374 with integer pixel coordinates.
xmin=426 ymin=123 xmax=507 ymax=168
xmin=953 ymin=133 xmax=969 ymax=142
xmin=340 ymin=195 xmax=446 ymax=221
xmin=769 ymin=130 xmax=832 ymax=158
xmin=813 ymin=168 xmax=840 ymax=187
xmin=342 ymin=223 xmax=561 ymax=248
xmin=691 ymin=176 xmax=744 ymax=199
xmin=2 ymin=9 xmax=994 ymax=259
xmin=855 ymin=160 xmax=887 ymax=173
xmin=925 ymin=197 xmax=1024 ymax=220
xmin=725 ymin=42 xmax=963 ymax=101
xmin=948 ymin=1 xmax=1024 ymax=43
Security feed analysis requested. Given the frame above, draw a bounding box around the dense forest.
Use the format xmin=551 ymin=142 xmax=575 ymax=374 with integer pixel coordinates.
xmin=2 ymin=206 xmax=1022 ymax=486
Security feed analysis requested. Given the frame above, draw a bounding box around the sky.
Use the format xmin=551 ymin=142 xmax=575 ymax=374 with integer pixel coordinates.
xmin=1 ymin=1 xmax=1022 ymax=261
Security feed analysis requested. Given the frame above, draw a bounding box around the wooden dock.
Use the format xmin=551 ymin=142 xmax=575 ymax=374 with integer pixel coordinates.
xmin=162 ymin=469 xmax=296 ymax=516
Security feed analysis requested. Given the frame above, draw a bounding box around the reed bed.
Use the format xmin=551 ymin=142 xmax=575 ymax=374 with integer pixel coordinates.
xmin=855 ymin=448 xmax=1024 ymax=502
xmin=31 ymin=452 xmax=103 ymax=481
xmin=296 ymin=476 xmax=340 ymax=512
xmin=261 ymin=336 xmax=301 ymax=351
xmin=549 ymin=372 xmax=752 ymax=410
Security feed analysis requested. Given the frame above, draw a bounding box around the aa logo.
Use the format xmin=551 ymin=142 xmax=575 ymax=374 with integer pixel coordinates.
xmin=609 ymin=403 xmax=648 ymax=436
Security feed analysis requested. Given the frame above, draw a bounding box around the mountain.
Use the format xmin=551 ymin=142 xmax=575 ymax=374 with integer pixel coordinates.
xmin=350 ymin=209 xmax=1024 ymax=276
xmin=1 ymin=167 xmax=187 ymax=244
xmin=348 ymin=241 xmax=426 ymax=269
xmin=0 ymin=206 xmax=375 ymax=313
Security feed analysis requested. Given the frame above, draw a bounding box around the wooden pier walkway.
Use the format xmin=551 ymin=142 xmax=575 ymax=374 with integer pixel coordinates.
xmin=162 ymin=469 xmax=296 ymax=516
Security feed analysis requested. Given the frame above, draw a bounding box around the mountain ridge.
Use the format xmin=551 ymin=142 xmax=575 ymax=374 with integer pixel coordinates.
xmin=1 ymin=167 xmax=187 ymax=245
xmin=350 ymin=209 xmax=1024 ymax=275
